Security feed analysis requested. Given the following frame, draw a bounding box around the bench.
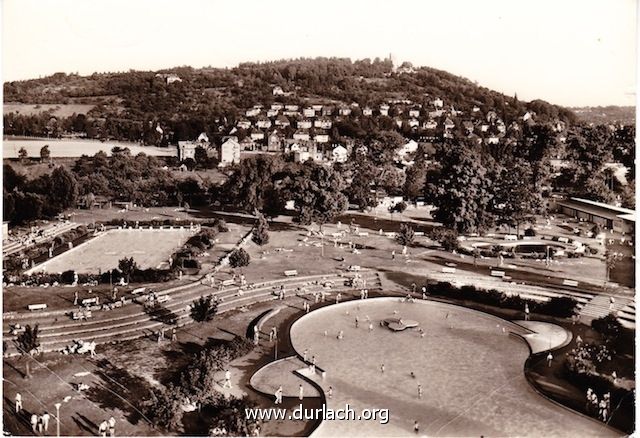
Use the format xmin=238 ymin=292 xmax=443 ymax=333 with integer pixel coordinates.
xmin=442 ymin=267 xmax=456 ymax=274
xmin=491 ymin=270 xmax=506 ymax=278
xmin=357 ymin=232 xmax=369 ymax=236
xmin=221 ymin=279 xmax=235 ymax=286
xmin=27 ymin=303 xmax=47 ymax=311
xmin=348 ymin=265 xmax=361 ymax=271
xmin=284 ymin=270 xmax=298 ymax=277
xmin=558 ymin=237 xmax=570 ymax=243
xmin=562 ymin=279 xmax=579 ymax=287
xmin=82 ymin=297 xmax=99 ymax=306
xmin=156 ymin=295 xmax=170 ymax=304
xmin=131 ymin=287 xmax=146 ymax=295
xmin=504 ymin=234 xmax=518 ymax=241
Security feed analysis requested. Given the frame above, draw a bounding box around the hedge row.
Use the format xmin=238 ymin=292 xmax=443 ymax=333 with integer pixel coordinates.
xmin=427 ymin=281 xmax=578 ymax=318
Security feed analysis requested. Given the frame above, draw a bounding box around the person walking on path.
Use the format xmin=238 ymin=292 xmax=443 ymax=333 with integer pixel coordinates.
xmin=99 ymin=419 xmax=109 ymax=437
xmin=274 ymin=386 xmax=283 ymax=404
xmin=418 ymin=384 xmax=423 ymax=399
xmin=108 ymin=417 xmax=116 ymax=437
xmin=391 ymin=250 xmax=395 ymax=260
xmin=299 ymin=384 xmax=304 ymax=401
xmin=15 ymin=393 xmax=22 ymax=413
xmin=42 ymin=411 xmax=50 ymax=433
xmin=414 ymin=421 xmax=420 ymax=434
xmin=380 ymin=363 xmax=385 ymax=373
xmin=547 ymin=352 xmax=553 ymax=367
xmin=30 ymin=414 xmax=38 ymax=433
xmin=223 ymin=369 xmax=232 ymax=389
xmin=74 ymin=291 xmax=79 ymax=306
xmin=303 ymin=349 xmax=308 ymax=362
xmin=171 ymin=328 xmax=177 ymax=342
xmin=328 ymin=386 xmax=333 ymax=399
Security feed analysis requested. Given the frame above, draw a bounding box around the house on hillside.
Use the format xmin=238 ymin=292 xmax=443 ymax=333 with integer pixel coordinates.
xmin=338 ymin=106 xmax=352 ymax=116
xmin=237 ymin=119 xmax=252 ymax=130
xmin=250 ymin=130 xmax=265 ymax=141
xmin=314 ymin=133 xmax=330 ymax=143
xmin=443 ymin=118 xmax=455 ymax=130
xmin=285 ymin=104 xmax=299 ymax=111
xmin=297 ymin=119 xmax=313 ymax=129
xmin=432 ymin=98 xmax=444 ymax=108
xmin=275 ymin=115 xmax=290 ymax=128
xmin=312 ymin=104 xmax=324 ymax=112
xmin=409 ymin=108 xmax=420 ymax=118
xmin=362 ymin=107 xmax=373 ymax=116
xmin=408 ymin=118 xmax=420 ymax=128
xmin=303 ymin=107 xmax=316 ymax=118
xmin=423 ymin=120 xmax=437 ymax=130
xmin=293 ymin=130 xmax=310 ymax=141
xmin=246 ymin=108 xmax=261 ymax=117
xmin=314 ymin=118 xmax=332 ymax=129
xmin=178 ymin=141 xmax=198 ymax=161
xmin=256 ymin=117 xmax=272 ymax=129
xmin=331 ymin=145 xmax=348 ymax=163
xmin=267 ymin=108 xmax=279 ymax=117
xmin=462 ymin=121 xmax=474 ymax=134
xmin=379 ymin=104 xmax=390 ymax=116
xmin=272 ymin=86 xmax=285 ymax=96
xmin=219 ymin=137 xmax=241 ymax=166
xmin=267 ymin=131 xmax=283 ymax=152
xmin=322 ymin=106 xmax=334 ymax=116
xmin=239 ymin=136 xmax=256 ymax=151
xmin=271 ymin=103 xmax=284 ymax=110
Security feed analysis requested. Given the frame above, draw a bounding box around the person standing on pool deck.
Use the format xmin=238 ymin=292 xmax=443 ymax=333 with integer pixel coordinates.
xmin=355 ymin=316 xmax=359 ymax=328
xmin=392 ymin=250 xmax=395 ymax=260
xmin=303 ymin=349 xmax=308 ymax=362
xmin=328 ymin=386 xmax=333 ymax=399
xmin=380 ymin=363 xmax=385 ymax=373
xmin=15 ymin=393 xmax=22 ymax=413
xmin=274 ymin=386 xmax=283 ymax=404
xmin=524 ymin=304 xmax=530 ymax=321
xmin=418 ymin=384 xmax=423 ymax=399
xmin=299 ymin=384 xmax=304 ymax=400
xmin=414 ymin=420 xmax=420 ymax=434
xmin=223 ymin=369 xmax=232 ymax=389
xmin=369 ymin=322 xmax=374 ymax=332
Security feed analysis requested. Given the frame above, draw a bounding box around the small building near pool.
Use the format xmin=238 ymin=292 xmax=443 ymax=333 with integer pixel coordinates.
xmin=555 ymin=197 xmax=635 ymax=234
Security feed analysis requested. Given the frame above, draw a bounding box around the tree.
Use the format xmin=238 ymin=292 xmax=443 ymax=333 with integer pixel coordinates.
xmin=282 ymin=162 xmax=348 ymax=230
xmin=429 ymin=228 xmax=459 ymax=252
xmin=346 ymin=160 xmax=378 ymax=211
xmin=18 ymin=147 xmax=28 ymax=163
xmin=40 ymin=145 xmax=51 ymax=162
xmin=252 ymin=212 xmax=269 ymax=245
xmin=396 ymin=223 xmax=415 ymax=246
xmin=426 ymin=143 xmax=494 ymax=234
xmin=142 ymin=384 xmax=183 ymax=431
xmin=229 ymin=248 xmax=250 ymax=269
xmin=403 ymin=159 xmax=427 ymax=203
xmin=604 ymin=250 xmax=622 ymax=284
xmin=492 ymin=159 xmax=541 ymax=236
xmin=190 ymin=296 xmax=218 ymax=323
xmin=15 ymin=324 xmax=40 ymax=378
xmin=118 ymin=257 xmax=138 ymax=283
xmin=49 ymin=166 xmax=78 ymax=210
xmin=222 ymin=155 xmax=285 ymax=212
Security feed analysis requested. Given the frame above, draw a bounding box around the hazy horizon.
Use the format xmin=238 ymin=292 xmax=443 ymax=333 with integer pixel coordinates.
xmin=2 ymin=0 xmax=637 ymax=107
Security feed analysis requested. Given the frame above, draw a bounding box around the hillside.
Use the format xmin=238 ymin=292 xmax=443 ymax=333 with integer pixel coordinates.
xmin=3 ymin=57 xmax=577 ymax=145
xmin=571 ymin=106 xmax=635 ymax=125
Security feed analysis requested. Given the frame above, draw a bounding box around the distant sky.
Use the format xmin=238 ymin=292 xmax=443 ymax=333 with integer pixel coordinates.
xmin=2 ymin=0 xmax=637 ymax=106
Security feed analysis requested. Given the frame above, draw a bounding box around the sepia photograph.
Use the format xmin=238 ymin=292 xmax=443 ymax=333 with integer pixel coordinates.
xmin=1 ymin=0 xmax=637 ymax=436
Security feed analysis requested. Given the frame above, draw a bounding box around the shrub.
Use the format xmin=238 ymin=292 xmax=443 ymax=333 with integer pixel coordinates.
xmin=229 ymin=248 xmax=250 ymax=269
xmin=61 ymin=270 xmax=76 ymax=284
xmin=389 ymin=201 xmax=407 ymax=214
xmin=538 ymin=296 xmax=578 ymax=318
xmin=252 ymin=213 xmax=269 ymax=246
xmin=429 ymin=228 xmax=459 ymax=251
xmin=524 ymin=228 xmax=536 ymax=237
xmin=190 ymin=296 xmax=218 ymax=323
xmin=396 ymin=223 xmax=415 ymax=246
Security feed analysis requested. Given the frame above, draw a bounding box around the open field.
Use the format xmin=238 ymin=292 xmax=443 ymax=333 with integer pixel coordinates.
xmin=289 ymin=298 xmax=618 ymax=437
xmin=29 ymin=228 xmax=195 ymax=274
xmin=4 ymin=103 xmax=96 ymax=117
xmin=3 ymin=138 xmax=177 ymax=158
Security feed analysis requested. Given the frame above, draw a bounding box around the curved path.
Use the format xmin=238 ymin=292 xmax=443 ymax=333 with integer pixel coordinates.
xmin=284 ymin=298 xmax=620 ymax=437
xmin=3 ymin=271 xmax=384 ymax=355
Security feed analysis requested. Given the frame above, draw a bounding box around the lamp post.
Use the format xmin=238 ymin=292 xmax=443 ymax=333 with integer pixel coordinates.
xmin=54 ymin=402 xmax=61 ymax=437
